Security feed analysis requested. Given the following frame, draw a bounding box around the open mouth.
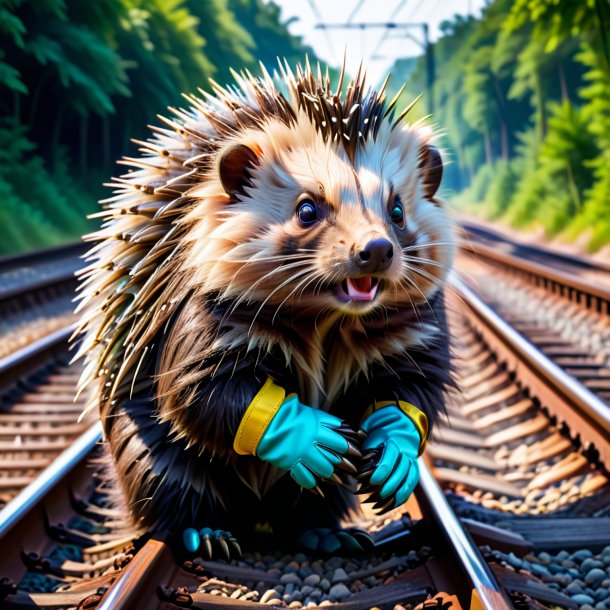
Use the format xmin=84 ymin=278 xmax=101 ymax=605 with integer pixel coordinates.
xmin=337 ymin=276 xmax=380 ymax=303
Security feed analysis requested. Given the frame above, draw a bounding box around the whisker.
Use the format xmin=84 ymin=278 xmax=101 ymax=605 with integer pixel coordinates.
xmin=271 ymin=271 xmax=327 ymax=324
xmin=248 ymin=268 xmax=313 ymax=334
xmin=401 ymin=239 xmax=454 ymax=251
xmin=217 ymin=260 xmax=315 ymax=325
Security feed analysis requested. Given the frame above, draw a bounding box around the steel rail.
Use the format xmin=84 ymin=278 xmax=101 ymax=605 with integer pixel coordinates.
xmin=417 ymin=462 xmax=514 ymax=610
xmin=0 ymin=242 xmax=85 ymax=304
xmin=461 ymin=219 xmax=610 ymax=275
xmin=0 ymin=421 xmax=102 ymax=540
xmin=462 ymin=238 xmax=610 ymax=303
xmin=452 ymin=276 xmax=610 ymax=467
xmin=0 ymin=320 xmax=94 ymax=540
xmin=0 ymin=242 xmax=84 ymax=269
xmin=0 ymin=324 xmax=76 ymax=397
xmin=0 ymin=324 xmax=75 ymax=376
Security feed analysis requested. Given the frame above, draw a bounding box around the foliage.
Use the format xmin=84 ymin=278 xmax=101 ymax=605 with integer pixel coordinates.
xmin=389 ymin=0 xmax=610 ymax=252
xmin=0 ymin=120 xmax=94 ymax=254
xmin=0 ymin=0 xmax=317 ymax=254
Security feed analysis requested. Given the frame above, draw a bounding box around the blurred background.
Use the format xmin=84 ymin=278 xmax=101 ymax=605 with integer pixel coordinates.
xmin=1 ymin=0 xmax=609 ymax=257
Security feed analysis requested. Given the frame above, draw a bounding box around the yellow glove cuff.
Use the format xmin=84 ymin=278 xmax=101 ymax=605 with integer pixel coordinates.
xmin=363 ymin=400 xmax=429 ymax=455
xmin=233 ymin=378 xmax=286 ymax=456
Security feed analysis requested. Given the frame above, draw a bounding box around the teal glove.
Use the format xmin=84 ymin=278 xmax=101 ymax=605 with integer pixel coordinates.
xmin=360 ymin=406 xmax=421 ymax=507
xmin=256 ymin=395 xmax=350 ymax=489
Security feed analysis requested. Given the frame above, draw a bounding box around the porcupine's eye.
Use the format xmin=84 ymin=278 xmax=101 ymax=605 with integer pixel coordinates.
xmin=390 ymin=195 xmax=405 ymax=228
xmin=297 ymin=199 xmax=318 ymax=225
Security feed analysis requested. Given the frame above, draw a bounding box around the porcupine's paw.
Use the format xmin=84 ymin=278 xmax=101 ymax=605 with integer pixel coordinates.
xmin=255 ymin=397 xmax=365 ymax=493
xmin=320 ymin=424 xmax=367 ymax=489
xmin=182 ymin=528 xmax=242 ymax=560
xmin=355 ymin=445 xmax=419 ymax=515
xmin=297 ymin=527 xmax=374 ymax=554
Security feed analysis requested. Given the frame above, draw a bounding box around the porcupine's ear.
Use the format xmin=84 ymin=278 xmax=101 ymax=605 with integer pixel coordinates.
xmin=419 ymin=145 xmax=443 ymax=202
xmin=218 ymin=143 xmax=261 ymax=199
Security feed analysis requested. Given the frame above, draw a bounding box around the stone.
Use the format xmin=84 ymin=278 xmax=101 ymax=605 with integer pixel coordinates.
xmin=572 ymin=594 xmax=595 ymax=605
xmin=326 ymin=557 xmax=343 ymax=569
xmin=319 ymin=578 xmax=331 ymax=592
xmin=506 ymin=553 xmax=522 ymax=569
xmin=260 ymin=590 xmax=279 ymax=604
xmin=530 ymin=564 xmax=550 ymax=578
xmin=538 ymin=552 xmax=552 ymax=565
xmin=582 ymin=559 xmax=605 ymax=573
xmin=566 ymin=583 xmax=583 ymax=595
xmin=595 ymin=589 xmax=608 ymax=602
xmin=329 ymin=583 xmax=351 ymax=601
xmin=303 ymin=574 xmax=320 ymax=587
xmin=280 ymin=573 xmax=301 ymax=585
xmin=572 ymin=550 xmax=594 ymax=562
xmin=585 ymin=568 xmax=606 ymax=586
xmin=332 ymin=568 xmax=349 ymax=583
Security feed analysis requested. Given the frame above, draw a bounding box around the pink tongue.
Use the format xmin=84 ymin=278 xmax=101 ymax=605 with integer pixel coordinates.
xmin=346 ymin=277 xmax=377 ymax=301
xmin=351 ymin=276 xmax=372 ymax=292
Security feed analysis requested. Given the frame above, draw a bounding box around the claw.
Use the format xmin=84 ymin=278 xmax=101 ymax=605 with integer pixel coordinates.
xmin=356 ymin=461 xmax=376 ymax=480
xmin=361 ymin=449 xmax=379 ymax=461
xmin=367 ymin=491 xmax=384 ymax=505
xmin=336 ymin=426 xmax=362 ymax=444
xmin=217 ymin=536 xmax=230 ymax=561
xmin=312 ymin=485 xmax=325 ymax=498
xmin=329 ymin=473 xmax=344 ymax=485
xmin=345 ymin=441 xmax=363 ymax=459
xmin=337 ymin=456 xmax=357 ymax=475
xmin=356 ymin=429 xmax=368 ymax=441
xmin=373 ymin=496 xmax=395 ymax=514
xmin=203 ymin=536 xmax=213 ymax=559
xmin=229 ymin=538 xmax=242 ymax=559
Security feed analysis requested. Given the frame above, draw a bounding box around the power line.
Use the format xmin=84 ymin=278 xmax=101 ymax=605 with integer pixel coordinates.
xmin=315 ymin=22 xmax=436 ymax=112
xmin=370 ymin=0 xmax=410 ymax=61
xmin=306 ymin=0 xmax=335 ymax=57
xmin=347 ymin=0 xmax=367 ymax=23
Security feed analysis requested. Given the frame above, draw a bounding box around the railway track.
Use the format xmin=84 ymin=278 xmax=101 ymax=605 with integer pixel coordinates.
xmin=0 ymin=239 xmax=609 ymax=609
xmin=0 ymin=243 xmax=85 ymax=360
xmin=460 ymin=219 xmax=610 ymax=281
xmin=459 ymin=220 xmax=610 ymax=405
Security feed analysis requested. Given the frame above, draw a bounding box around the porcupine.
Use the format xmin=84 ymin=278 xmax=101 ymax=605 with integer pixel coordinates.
xmin=74 ymin=59 xmax=455 ymax=557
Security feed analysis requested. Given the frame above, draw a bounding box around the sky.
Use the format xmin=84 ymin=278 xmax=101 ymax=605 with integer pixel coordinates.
xmin=268 ymin=0 xmax=487 ymax=84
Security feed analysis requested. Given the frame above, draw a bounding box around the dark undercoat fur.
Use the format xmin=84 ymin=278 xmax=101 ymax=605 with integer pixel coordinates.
xmin=105 ymin=289 xmax=451 ymax=539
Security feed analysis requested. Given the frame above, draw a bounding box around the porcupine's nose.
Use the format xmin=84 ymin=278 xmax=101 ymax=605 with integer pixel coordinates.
xmin=355 ymin=238 xmax=394 ymax=273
